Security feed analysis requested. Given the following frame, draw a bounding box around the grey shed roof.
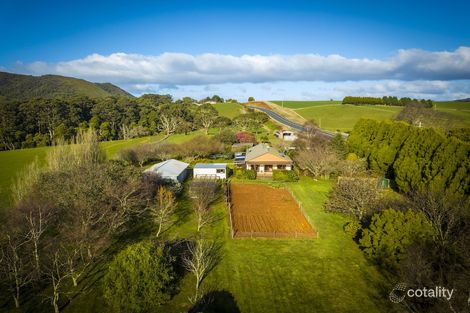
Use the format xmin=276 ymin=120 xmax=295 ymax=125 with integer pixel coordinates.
xmin=144 ymin=159 xmax=189 ymax=177
xmin=245 ymin=143 xmax=292 ymax=162
xmin=194 ymin=163 xmax=227 ymax=169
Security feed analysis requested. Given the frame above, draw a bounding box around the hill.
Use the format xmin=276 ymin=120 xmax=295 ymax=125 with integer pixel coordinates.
xmin=0 ymin=71 xmax=133 ymax=100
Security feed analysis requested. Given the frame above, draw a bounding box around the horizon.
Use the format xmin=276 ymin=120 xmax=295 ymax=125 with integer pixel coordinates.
xmin=1 ymin=0 xmax=469 ymax=100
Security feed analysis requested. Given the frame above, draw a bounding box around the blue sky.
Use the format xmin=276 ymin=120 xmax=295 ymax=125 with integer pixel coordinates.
xmin=1 ymin=0 xmax=469 ymax=100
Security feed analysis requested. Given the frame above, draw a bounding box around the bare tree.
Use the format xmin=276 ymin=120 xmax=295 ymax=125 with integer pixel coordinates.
xmin=0 ymin=234 xmax=33 ymax=308
xmin=44 ymin=251 xmax=71 ymax=313
xmin=294 ymin=143 xmax=339 ymax=178
xmin=183 ymin=239 xmax=218 ymax=303
xmin=19 ymin=199 xmax=54 ymax=274
xmin=190 ymin=181 xmax=219 ymax=232
xmin=149 ymin=186 xmax=176 ymax=237
xmin=326 ymin=177 xmax=380 ymax=221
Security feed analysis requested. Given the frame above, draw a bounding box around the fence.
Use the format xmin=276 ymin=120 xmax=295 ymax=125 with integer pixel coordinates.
xmin=233 ymin=230 xmax=316 ymax=239
xmin=224 ymin=180 xmax=234 ymax=239
xmin=287 ymin=188 xmax=319 ymax=239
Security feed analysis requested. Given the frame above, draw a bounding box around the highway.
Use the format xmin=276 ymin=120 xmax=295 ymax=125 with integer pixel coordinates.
xmin=247 ymin=106 xmax=348 ymax=139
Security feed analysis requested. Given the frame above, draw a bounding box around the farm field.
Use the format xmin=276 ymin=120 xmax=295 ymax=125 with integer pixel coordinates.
xmin=0 ymin=131 xmax=204 ymax=209
xmin=292 ymin=103 xmax=402 ymax=131
xmin=212 ymin=102 xmax=244 ymax=118
xmin=230 ymin=183 xmax=316 ymax=238
xmin=64 ymin=178 xmax=391 ymax=313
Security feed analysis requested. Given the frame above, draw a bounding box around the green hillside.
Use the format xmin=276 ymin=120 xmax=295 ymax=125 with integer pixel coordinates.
xmin=0 ymin=71 xmax=133 ymax=100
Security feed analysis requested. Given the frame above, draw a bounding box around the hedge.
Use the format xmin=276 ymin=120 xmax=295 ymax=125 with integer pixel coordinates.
xmin=272 ymin=169 xmax=299 ymax=182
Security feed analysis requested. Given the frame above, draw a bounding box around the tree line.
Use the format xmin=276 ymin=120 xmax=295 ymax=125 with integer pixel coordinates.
xmin=347 ymin=119 xmax=469 ymax=196
xmin=0 ymin=94 xmax=251 ymax=151
xmin=342 ymin=96 xmax=433 ymax=107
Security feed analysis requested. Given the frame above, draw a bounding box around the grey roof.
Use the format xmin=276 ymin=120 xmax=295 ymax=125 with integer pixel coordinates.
xmin=144 ymin=159 xmax=189 ymax=177
xmin=245 ymin=143 xmax=292 ymax=162
xmin=194 ymin=163 xmax=227 ymax=169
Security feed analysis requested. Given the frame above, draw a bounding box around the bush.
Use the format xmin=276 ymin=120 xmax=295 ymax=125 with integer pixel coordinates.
xmin=343 ymin=220 xmax=361 ymax=239
xmin=214 ymin=129 xmax=237 ymax=144
xmin=234 ymin=169 xmax=256 ymax=180
xmin=272 ymin=170 xmax=299 ymax=182
xmin=103 ymin=241 xmax=175 ymax=313
xmin=360 ymin=209 xmax=435 ymax=269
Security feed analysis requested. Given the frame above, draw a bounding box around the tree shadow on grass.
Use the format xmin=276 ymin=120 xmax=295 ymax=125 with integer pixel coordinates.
xmin=188 ymin=290 xmax=240 ymax=313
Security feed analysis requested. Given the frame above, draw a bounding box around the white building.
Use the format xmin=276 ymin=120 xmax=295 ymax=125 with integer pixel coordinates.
xmin=144 ymin=159 xmax=189 ymax=183
xmin=193 ymin=163 xmax=227 ymax=179
xmin=275 ymin=130 xmax=298 ymax=141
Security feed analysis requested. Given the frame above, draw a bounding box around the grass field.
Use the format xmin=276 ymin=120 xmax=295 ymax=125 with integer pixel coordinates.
xmin=271 ymin=100 xmax=470 ymax=131
xmin=212 ymin=102 xmax=244 ymax=118
xmin=0 ymin=131 xmax=205 ymax=209
xmin=434 ymin=101 xmax=470 ymax=127
xmin=62 ymin=177 xmax=391 ymax=313
xmin=292 ymin=103 xmax=402 ymax=131
xmin=230 ymin=183 xmax=315 ymax=238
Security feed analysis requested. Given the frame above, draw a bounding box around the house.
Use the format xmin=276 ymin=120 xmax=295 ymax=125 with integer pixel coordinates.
xmin=245 ymin=143 xmax=293 ymax=176
xmin=144 ymin=159 xmax=189 ymax=183
xmin=193 ymin=163 xmax=227 ymax=179
xmin=275 ymin=130 xmax=298 ymax=141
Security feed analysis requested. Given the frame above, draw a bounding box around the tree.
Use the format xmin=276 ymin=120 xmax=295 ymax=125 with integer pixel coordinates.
xmin=19 ymin=198 xmax=54 ymax=274
xmin=247 ymin=96 xmax=255 ymax=102
xmin=195 ymin=104 xmax=219 ymax=135
xmin=325 ymin=177 xmax=380 ymax=221
xmin=0 ymin=234 xmax=33 ymax=308
xmin=44 ymin=251 xmax=72 ymax=313
xmin=183 ymin=239 xmax=218 ymax=303
xmin=360 ymin=209 xmax=435 ymax=269
xmin=149 ymin=187 xmax=176 ymax=237
xmin=189 ymin=181 xmax=219 ymax=232
xmin=294 ymin=137 xmax=339 ymax=178
xmin=103 ymin=242 xmax=175 ymax=313
xmin=157 ymin=112 xmax=180 ymax=136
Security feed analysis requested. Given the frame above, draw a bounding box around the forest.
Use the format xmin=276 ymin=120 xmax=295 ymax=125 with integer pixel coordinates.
xmin=0 ymin=95 xmax=263 ymax=151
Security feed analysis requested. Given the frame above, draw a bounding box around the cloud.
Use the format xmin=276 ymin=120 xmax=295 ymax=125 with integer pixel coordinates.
xmin=121 ymin=80 xmax=470 ymax=101
xmin=13 ymin=47 xmax=470 ymax=85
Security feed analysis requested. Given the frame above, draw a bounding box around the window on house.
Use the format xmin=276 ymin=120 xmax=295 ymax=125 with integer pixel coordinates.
xmin=216 ymin=169 xmax=225 ymax=174
xmin=277 ymin=165 xmax=285 ymax=170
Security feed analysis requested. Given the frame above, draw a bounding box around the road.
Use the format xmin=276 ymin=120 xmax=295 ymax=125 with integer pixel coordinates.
xmin=247 ymin=106 xmax=348 ymax=139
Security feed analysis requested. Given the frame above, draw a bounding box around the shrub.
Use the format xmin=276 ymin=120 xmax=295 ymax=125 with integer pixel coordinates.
xmin=235 ymin=131 xmax=256 ymax=143
xmin=272 ymin=170 xmax=299 ymax=182
xmin=234 ymin=169 xmax=256 ymax=180
xmin=103 ymin=241 xmax=175 ymax=313
xmin=343 ymin=220 xmax=361 ymax=239
xmin=360 ymin=209 xmax=435 ymax=269
xmin=214 ymin=129 xmax=237 ymax=144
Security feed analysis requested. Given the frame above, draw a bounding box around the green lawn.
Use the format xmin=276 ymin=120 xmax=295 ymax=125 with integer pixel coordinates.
xmin=294 ymin=104 xmax=402 ymax=132
xmin=0 ymin=131 xmax=208 ymax=209
xmin=212 ymin=102 xmax=244 ymax=118
xmin=63 ymin=177 xmax=391 ymax=313
xmin=271 ymin=100 xmax=342 ymax=109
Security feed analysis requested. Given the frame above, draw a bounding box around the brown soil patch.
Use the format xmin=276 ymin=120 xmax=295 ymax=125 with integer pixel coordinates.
xmin=229 ymin=183 xmax=316 ymax=238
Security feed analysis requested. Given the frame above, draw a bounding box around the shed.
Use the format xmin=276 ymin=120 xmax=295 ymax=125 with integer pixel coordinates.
xmin=144 ymin=159 xmax=189 ymax=183
xmin=193 ymin=163 xmax=227 ymax=179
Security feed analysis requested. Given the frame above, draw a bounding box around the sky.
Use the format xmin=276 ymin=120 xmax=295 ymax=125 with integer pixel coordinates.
xmin=1 ymin=0 xmax=469 ymax=100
